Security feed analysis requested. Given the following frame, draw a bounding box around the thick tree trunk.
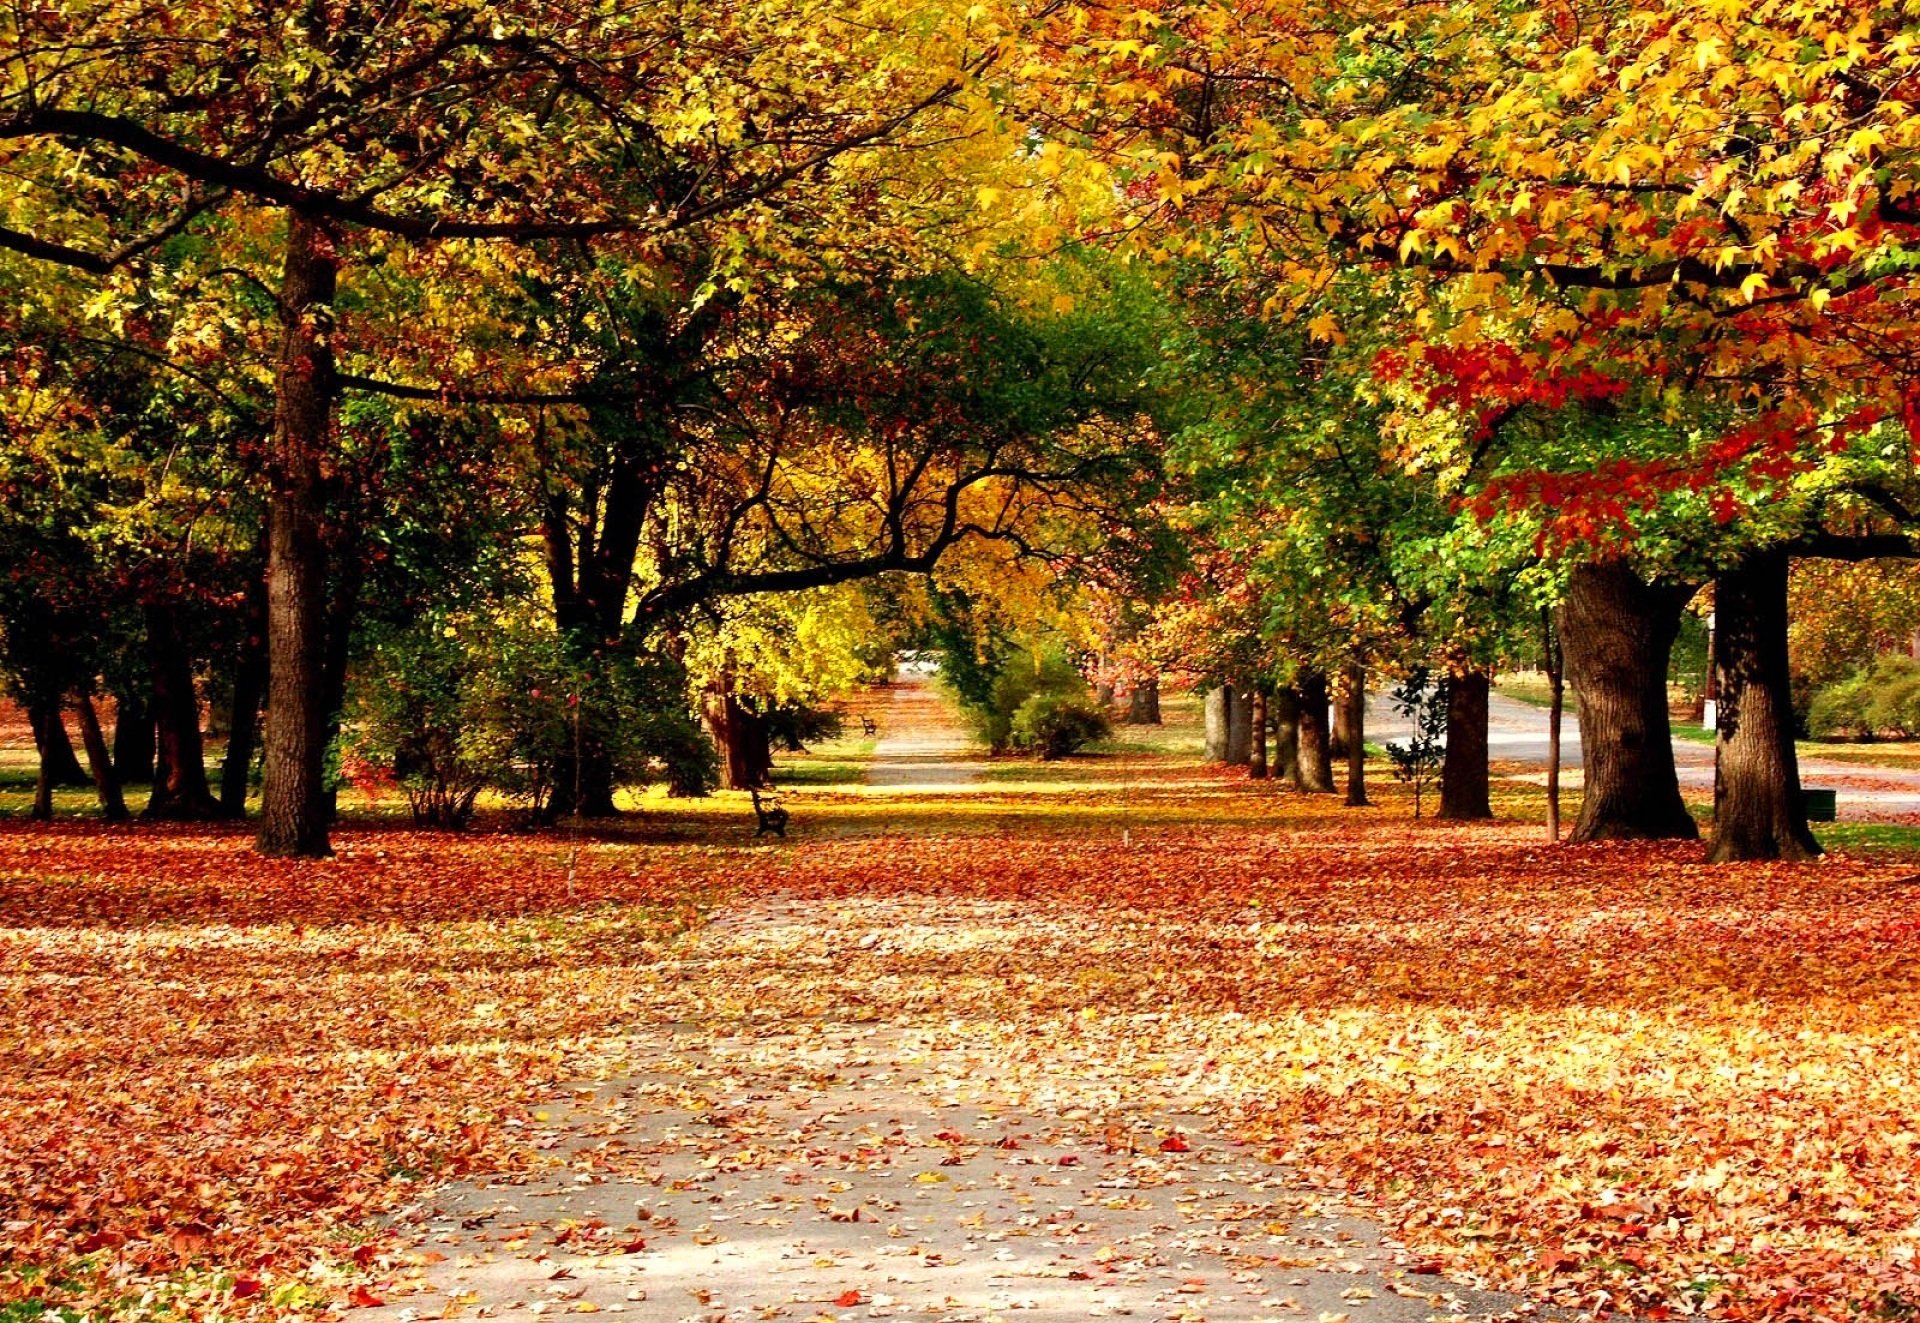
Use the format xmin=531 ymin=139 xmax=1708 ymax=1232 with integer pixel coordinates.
xmin=1438 ymin=670 xmax=1493 ymax=820
xmin=1249 ymin=690 xmax=1268 ymax=778
xmin=707 ymin=691 xmax=772 ymax=790
xmin=220 ymin=575 xmax=269 ymax=817
xmin=1559 ymin=561 xmax=1699 ymax=842
xmin=257 ymin=212 xmax=339 ymax=857
xmin=1270 ymin=688 xmax=1300 ymax=783
xmin=112 ymin=690 xmax=155 ymax=784
xmin=1295 ymin=670 xmax=1335 ymax=793
xmin=1203 ymin=685 xmax=1232 ymax=762
xmin=1343 ymin=662 xmax=1368 ymax=807
xmin=1708 ymin=550 xmax=1820 ymax=862
xmin=1125 ymin=676 xmax=1161 ymax=725
xmin=28 ymin=702 xmax=88 ymax=787
xmin=73 ymin=694 xmax=129 ymax=822
xmin=143 ymin=602 xmax=220 ymax=821
xmin=1226 ymin=686 xmax=1253 ymax=765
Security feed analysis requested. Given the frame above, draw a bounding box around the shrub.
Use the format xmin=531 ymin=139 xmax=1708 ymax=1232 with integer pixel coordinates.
xmin=961 ymin=652 xmax=1094 ymax=753
xmin=345 ymin=613 xmax=714 ymax=826
xmin=1010 ymin=690 xmax=1112 ymax=759
xmin=1809 ymin=655 xmax=1920 ymax=740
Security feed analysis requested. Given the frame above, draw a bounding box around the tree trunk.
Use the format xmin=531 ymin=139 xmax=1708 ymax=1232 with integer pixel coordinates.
xmin=1329 ymin=683 xmax=1352 ymax=760
xmin=27 ymin=702 xmax=88 ymax=787
xmin=1226 ymin=686 xmax=1254 ymax=765
xmin=73 ymin=694 xmax=129 ymax=822
xmin=112 ymin=690 xmax=155 ymax=784
xmin=1438 ymin=669 xmax=1493 ymax=820
xmin=1342 ymin=662 xmax=1368 ymax=807
xmin=1249 ymin=690 xmax=1268 ymax=778
xmin=1559 ymin=561 xmax=1699 ymax=841
xmin=1295 ymin=670 xmax=1335 ymax=793
xmin=1203 ymin=685 xmax=1232 ymax=762
xmin=257 ymin=212 xmax=339 ymax=857
xmin=1545 ymin=611 xmax=1564 ymax=843
xmin=1270 ymin=688 xmax=1300 ymax=783
xmin=707 ymin=690 xmax=772 ymax=790
xmin=220 ymin=574 xmax=269 ymax=817
xmin=1708 ymin=549 xmax=1820 ymax=862
xmin=143 ymin=602 xmax=221 ymax=821
xmin=1125 ymin=676 xmax=1161 ymax=725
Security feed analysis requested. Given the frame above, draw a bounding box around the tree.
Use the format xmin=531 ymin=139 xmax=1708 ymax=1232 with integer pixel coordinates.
xmin=3 ymin=0 xmax=1028 ymax=855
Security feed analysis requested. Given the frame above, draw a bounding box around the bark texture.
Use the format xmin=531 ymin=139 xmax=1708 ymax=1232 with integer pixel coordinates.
xmin=257 ymin=213 xmax=339 ymax=856
xmin=1438 ymin=670 xmax=1493 ymax=820
xmin=1294 ymin=670 xmax=1335 ymax=793
xmin=1708 ymin=550 xmax=1820 ymax=862
xmin=1559 ymin=562 xmax=1699 ymax=841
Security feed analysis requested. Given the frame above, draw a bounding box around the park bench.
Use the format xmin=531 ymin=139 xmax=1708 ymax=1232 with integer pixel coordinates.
xmin=860 ymin=715 xmax=878 ymax=736
xmin=751 ymin=787 xmax=789 ymax=838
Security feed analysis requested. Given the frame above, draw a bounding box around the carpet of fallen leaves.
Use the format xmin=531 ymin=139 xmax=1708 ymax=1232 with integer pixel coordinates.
xmin=4 ymin=689 xmax=1920 ymax=1322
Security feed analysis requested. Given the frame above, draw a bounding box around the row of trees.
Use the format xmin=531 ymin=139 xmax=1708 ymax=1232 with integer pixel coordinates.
xmin=1018 ymin=0 xmax=1920 ymax=863
xmin=6 ymin=0 xmax=1920 ymax=865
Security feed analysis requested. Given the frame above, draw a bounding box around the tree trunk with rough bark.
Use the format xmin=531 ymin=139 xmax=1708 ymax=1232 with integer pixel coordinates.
xmin=1709 ymin=549 xmax=1820 ymax=862
xmin=1124 ymin=676 xmax=1161 ymax=725
xmin=1203 ymin=685 xmax=1232 ymax=762
xmin=1270 ymin=688 xmax=1300 ymax=783
xmin=143 ymin=602 xmax=220 ymax=821
xmin=257 ymin=214 xmax=338 ymax=857
xmin=1226 ymin=686 xmax=1253 ymax=765
xmin=73 ymin=694 xmax=128 ymax=821
xmin=1249 ymin=690 xmax=1268 ymax=778
xmin=1343 ymin=662 xmax=1368 ymax=807
xmin=1559 ymin=561 xmax=1699 ymax=842
xmin=1295 ymin=670 xmax=1335 ymax=793
xmin=1438 ymin=670 xmax=1493 ymax=820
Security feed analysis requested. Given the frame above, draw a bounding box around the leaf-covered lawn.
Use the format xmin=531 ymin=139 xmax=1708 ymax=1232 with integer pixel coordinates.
xmin=4 ymin=731 xmax=1919 ymax=1320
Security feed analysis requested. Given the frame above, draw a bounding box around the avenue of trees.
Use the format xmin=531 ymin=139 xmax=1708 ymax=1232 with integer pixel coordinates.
xmin=5 ymin=0 xmax=1920 ymax=863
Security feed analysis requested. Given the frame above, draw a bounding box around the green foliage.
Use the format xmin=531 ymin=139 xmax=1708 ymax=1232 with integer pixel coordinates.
xmin=1385 ymin=672 xmax=1449 ymax=819
xmin=956 ymin=650 xmax=1101 ymax=755
xmin=764 ymin=704 xmax=846 ymax=753
xmin=1009 ymin=689 xmax=1111 ymax=760
xmin=1808 ymin=656 xmax=1920 ymax=741
xmin=343 ymin=612 xmax=714 ymax=825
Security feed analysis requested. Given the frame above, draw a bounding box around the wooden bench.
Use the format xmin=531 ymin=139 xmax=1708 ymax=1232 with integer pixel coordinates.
xmin=859 ymin=715 xmax=878 ymax=737
xmin=751 ymin=787 xmax=789 ymax=838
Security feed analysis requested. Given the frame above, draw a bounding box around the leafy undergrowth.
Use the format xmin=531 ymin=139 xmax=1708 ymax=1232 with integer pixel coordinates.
xmin=3 ymin=710 xmax=1919 ymax=1321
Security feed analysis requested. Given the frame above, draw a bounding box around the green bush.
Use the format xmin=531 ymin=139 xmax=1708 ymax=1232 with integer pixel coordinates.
xmin=1809 ymin=655 xmax=1920 ymax=740
xmin=344 ymin=613 xmax=714 ymax=826
xmin=1009 ymin=690 xmax=1112 ymax=759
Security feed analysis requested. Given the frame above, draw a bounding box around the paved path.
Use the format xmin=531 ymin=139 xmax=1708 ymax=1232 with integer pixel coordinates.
xmin=1369 ymin=690 xmax=1920 ymax=821
xmin=361 ymin=683 xmax=1536 ymax=1323
xmin=864 ymin=671 xmax=989 ymax=790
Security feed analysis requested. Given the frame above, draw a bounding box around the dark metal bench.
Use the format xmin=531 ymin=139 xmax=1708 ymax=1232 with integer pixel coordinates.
xmin=859 ymin=715 xmax=878 ymax=737
xmin=751 ymin=787 xmax=789 ymax=838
